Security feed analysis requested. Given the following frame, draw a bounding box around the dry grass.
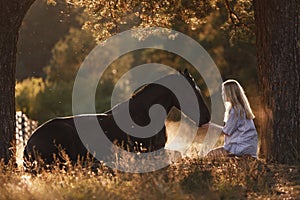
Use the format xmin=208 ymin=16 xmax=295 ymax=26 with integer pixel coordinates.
xmin=1 ymin=155 xmax=299 ymax=200
xmin=7 ymin=118 xmax=299 ymax=200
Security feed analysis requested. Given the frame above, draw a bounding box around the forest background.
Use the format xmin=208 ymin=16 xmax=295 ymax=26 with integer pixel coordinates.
xmin=0 ymin=1 xmax=297 ymax=198
xmin=15 ymin=0 xmax=258 ymax=124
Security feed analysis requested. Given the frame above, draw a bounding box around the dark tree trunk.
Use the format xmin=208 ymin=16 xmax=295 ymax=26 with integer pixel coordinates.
xmin=254 ymin=0 xmax=300 ymax=164
xmin=0 ymin=0 xmax=35 ymax=163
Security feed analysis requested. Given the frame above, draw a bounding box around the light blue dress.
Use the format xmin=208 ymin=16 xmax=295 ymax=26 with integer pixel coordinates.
xmin=222 ymin=108 xmax=258 ymax=158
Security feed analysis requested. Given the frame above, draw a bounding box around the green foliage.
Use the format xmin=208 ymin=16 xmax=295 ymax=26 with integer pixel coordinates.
xmin=16 ymin=0 xmax=257 ymax=124
xmin=16 ymin=79 xmax=73 ymax=122
xmin=64 ymin=0 xmax=253 ymax=44
xmin=17 ymin=0 xmax=82 ymax=80
xmin=15 ymin=78 xmax=45 ymax=116
xmin=67 ymin=0 xmax=216 ymax=42
xmin=222 ymin=0 xmax=255 ymax=45
xmin=16 ymin=25 xmax=136 ymax=122
xmin=44 ymin=27 xmax=96 ymax=83
xmin=16 ymin=26 xmax=96 ymax=123
xmin=34 ymin=81 xmax=74 ymax=122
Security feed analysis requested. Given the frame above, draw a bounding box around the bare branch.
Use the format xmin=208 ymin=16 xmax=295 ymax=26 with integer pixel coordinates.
xmin=224 ymin=0 xmax=248 ymax=28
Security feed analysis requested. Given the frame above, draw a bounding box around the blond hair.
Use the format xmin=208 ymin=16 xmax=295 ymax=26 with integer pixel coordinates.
xmin=222 ymin=79 xmax=255 ymax=122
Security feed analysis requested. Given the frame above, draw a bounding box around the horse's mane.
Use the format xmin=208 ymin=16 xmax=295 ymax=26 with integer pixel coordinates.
xmin=105 ymin=71 xmax=197 ymax=114
xmin=130 ymin=73 xmax=181 ymax=99
xmin=131 ymin=84 xmax=148 ymax=98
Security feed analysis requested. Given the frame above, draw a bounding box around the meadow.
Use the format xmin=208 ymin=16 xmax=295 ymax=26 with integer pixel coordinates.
xmin=1 ymin=156 xmax=299 ymax=199
xmin=2 ymin=121 xmax=299 ymax=200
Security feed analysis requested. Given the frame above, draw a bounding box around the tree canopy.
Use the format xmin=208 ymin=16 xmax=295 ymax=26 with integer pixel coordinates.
xmin=16 ymin=0 xmax=258 ymax=123
xmin=65 ymin=0 xmax=254 ymax=44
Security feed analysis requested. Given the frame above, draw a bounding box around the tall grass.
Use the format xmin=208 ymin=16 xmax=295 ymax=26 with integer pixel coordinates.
xmin=1 ymin=153 xmax=284 ymax=200
xmin=7 ymin=118 xmax=298 ymax=199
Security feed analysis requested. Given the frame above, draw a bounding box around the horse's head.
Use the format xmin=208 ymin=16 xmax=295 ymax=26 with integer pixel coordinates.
xmin=177 ymin=69 xmax=211 ymax=126
xmin=127 ymin=68 xmax=211 ymax=129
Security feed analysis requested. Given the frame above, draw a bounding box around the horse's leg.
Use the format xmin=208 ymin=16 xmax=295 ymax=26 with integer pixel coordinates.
xmin=151 ymin=126 xmax=167 ymax=151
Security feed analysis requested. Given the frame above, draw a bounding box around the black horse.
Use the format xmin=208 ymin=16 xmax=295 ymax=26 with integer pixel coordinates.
xmin=24 ymin=69 xmax=210 ymax=166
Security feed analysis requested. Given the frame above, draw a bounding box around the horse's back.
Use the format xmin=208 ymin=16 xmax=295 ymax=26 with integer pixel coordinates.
xmin=24 ymin=117 xmax=88 ymax=164
xmin=24 ymin=112 xmax=168 ymax=166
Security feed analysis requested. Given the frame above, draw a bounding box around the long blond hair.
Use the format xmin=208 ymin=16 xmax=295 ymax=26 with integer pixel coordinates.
xmin=222 ymin=79 xmax=255 ymax=122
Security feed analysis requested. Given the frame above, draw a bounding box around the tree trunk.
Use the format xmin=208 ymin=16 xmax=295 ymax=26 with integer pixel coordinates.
xmin=0 ymin=0 xmax=35 ymax=163
xmin=254 ymin=0 xmax=300 ymax=164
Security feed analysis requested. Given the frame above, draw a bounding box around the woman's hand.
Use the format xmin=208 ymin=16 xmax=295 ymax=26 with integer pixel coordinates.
xmin=201 ymin=122 xmax=223 ymax=131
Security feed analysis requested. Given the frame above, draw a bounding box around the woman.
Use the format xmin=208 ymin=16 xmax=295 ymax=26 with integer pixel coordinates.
xmin=206 ymin=79 xmax=258 ymax=158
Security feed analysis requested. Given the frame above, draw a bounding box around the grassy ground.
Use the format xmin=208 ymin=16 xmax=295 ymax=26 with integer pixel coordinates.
xmin=1 ymin=156 xmax=299 ymax=200
xmin=6 ymin=120 xmax=299 ymax=200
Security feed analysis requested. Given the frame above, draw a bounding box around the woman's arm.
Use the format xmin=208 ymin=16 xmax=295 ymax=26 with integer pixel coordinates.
xmin=201 ymin=122 xmax=229 ymax=136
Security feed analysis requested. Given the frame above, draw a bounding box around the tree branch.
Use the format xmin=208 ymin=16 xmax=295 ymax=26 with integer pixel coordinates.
xmin=224 ymin=0 xmax=245 ymax=27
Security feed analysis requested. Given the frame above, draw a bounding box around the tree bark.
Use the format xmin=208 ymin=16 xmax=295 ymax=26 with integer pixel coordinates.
xmin=254 ymin=0 xmax=300 ymax=164
xmin=0 ymin=0 xmax=35 ymax=163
